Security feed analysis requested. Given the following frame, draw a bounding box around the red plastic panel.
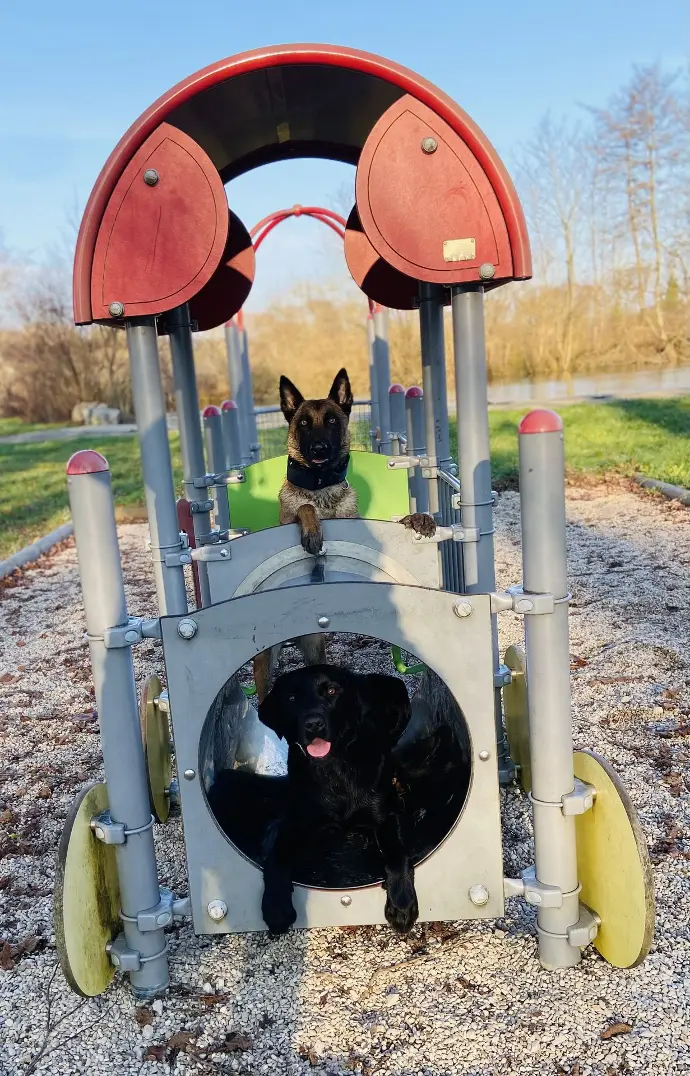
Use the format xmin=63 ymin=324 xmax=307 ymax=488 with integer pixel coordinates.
xmin=91 ymin=123 xmax=229 ymax=321
xmin=357 ymin=97 xmax=513 ymax=286
xmin=344 ymin=205 xmax=419 ymax=310
xmin=188 ymin=210 xmax=255 ymax=332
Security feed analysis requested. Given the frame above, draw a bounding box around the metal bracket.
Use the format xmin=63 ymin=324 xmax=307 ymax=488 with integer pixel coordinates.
xmin=387 ymin=455 xmax=420 ymax=471
xmin=192 ymin=474 xmax=216 ymax=489
xmin=120 ymin=887 xmax=191 ymax=931
xmin=106 ymin=932 xmax=168 ymax=972
xmin=494 ymin=664 xmax=512 ymax=688
xmin=189 ymin=499 xmax=214 ymax=514
xmin=91 ymin=810 xmax=154 ymax=845
xmin=224 ymin=471 xmax=246 ymax=485
xmin=504 ymin=865 xmax=564 ymax=908
xmin=102 ymin=617 xmax=161 ymax=649
xmin=451 ymin=491 xmax=499 ymax=510
xmin=567 ymin=905 xmax=600 ymax=948
xmin=164 ymin=548 xmax=193 ymax=567
xmin=154 ymin=690 xmax=169 ymax=713
xmin=490 ymin=585 xmax=571 ymax=616
xmin=195 ymin=528 xmax=223 ymax=546
xmin=561 ymin=779 xmax=596 ymax=816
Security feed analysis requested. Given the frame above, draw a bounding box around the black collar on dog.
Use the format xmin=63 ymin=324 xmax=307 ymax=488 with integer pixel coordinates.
xmin=286 ymin=454 xmax=350 ymax=491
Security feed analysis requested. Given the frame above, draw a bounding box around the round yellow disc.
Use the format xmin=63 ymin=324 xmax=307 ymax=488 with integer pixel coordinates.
xmin=573 ymin=749 xmax=655 ymax=968
xmin=140 ymin=674 xmax=171 ymax=823
xmin=54 ymin=782 xmax=121 ymax=997
xmin=503 ymin=644 xmax=531 ymax=793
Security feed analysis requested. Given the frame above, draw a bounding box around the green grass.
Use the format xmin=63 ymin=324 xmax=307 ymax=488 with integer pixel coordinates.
xmin=0 ymin=417 xmax=63 ymax=438
xmin=1 ymin=397 xmax=689 ymax=561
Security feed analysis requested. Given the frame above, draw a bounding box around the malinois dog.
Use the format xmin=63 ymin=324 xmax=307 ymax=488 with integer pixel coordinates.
xmin=252 ymin=368 xmax=436 ymax=702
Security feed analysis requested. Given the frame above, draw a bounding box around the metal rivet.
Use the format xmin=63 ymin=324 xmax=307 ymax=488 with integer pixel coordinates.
xmin=183 ymin=768 xmax=196 ymax=781
xmin=108 ymin=301 xmax=125 ymax=318
xmin=503 ymin=673 xmax=511 ymax=685
xmin=219 ymin=548 xmax=229 ymax=558
xmin=525 ymin=892 xmax=542 ymax=906
xmin=207 ymin=899 xmax=228 ymax=922
xmin=421 ymin=136 xmax=438 ymax=154
xmin=341 ymin=895 xmax=352 ymax=907
xmin=468 ymin=884 xmax=490 ymax=907
xmin=454 ymin=601 xmax=473 ymax=618
xmin=318 ymin=616 xmax=330 ymax=629
xmin=515 ymin=599 xmax=534 ymax=613
xmin=143 ymin=169 xmax=159 ymax=186
xmin=479 ymin=263 xmax=496 ymax=281
xmin=479 ymin=750 xmax=490 ymax=762
xmin=94 ymin=826 xmax=104 ymax=840
xmin=124 ymin=629 xmax=139 ymax=644
xmin=156 ymin=911 xmax=172 ymax=926
xmin=177 ymin=618 xmax=198 ymax=640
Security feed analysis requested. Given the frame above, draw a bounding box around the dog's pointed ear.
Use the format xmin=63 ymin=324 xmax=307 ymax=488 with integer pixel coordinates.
xmin=328 ymin=368 xmax=353 ymax=416
xmin=279 ymin=376 xmax=304 ymax=424
xmin=258 ymin=688 xmax=287 ymax=742
xmin=358 ymin=673 xmax=411 ymax=746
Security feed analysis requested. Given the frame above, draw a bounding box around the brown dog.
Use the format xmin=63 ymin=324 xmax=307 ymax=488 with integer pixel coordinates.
xmin=252 ymin=368 xmax=435 ymax=702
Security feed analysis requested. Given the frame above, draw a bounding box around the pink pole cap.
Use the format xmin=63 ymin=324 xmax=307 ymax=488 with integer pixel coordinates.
xmin=221 ymin=399 xmax=237 ymax=411
xmin=203 ymin=405 xmax=222 ymax=418
xmin=389 ymin=383 xmax=405 ymax=394
xmin=518 ymin=409 xmax=563 ymax=435
xmin=66 ymin=450 xmax=109 ymax=475
xmin=405 ymin=386 xmax=423 ymax=398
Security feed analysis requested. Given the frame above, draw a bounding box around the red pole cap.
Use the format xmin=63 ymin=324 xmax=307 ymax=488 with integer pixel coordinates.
xmin=405 ymin=386 xmax=423 ymax=398
xmin=203 ymin=405 xmax=222 ymax=418
xmin=389 ymin=383 xmax=405 ymax=394
xmin=66 ymin=449 xmax=109 ymax=476
xmin=518 ymin=409 xmax=564 ymax=435
xmin=221 ymin=399 xmax=237 ymax=411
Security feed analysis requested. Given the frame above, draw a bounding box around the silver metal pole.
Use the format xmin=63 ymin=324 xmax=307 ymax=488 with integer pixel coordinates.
xmin=125 ymin=319 xmax=188 ymax=616
xmin=451 ymin=285 xmax=512 ymax=781
xmin=67 ymin=451 xmax=168 ymax=997
xmin=418 ymin=289 xmax=443 ymax=519
xmin=167 ymin=304 xmax=213 ymax=607
xmin=241 ymin=329 xmax=261 ymax=461
xmin=203 ymin=405 xmax=231 ymax=534
xmin=405 ymin=387 xmax=428 ymax=515
xmin=221 ymin=399 xmax=243 ymax=470
xmin=389 ymin=383 xmax=406 ymax=439
xmin=224 ymin=321 xmax=252 ymax=466
xmin=419 ymin=283 xmax=452 ymax=473
xmin=373 ymin=308 xmax=392 ymax=454
xmin=519 ymin=409 xmax=580 ymax=969
xmin=367 ymin=314 xmax=379 ymax=451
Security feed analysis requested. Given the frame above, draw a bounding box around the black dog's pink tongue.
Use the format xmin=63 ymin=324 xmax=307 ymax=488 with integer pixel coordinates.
xmin=306 ymin=738 xmax=331 ymax=758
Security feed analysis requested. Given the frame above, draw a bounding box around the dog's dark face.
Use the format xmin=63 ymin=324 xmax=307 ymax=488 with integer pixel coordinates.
xmin=280 ymin=369 xmax=353 ymax=470
xmin=259 ymin=665 xmax=411 ymax=761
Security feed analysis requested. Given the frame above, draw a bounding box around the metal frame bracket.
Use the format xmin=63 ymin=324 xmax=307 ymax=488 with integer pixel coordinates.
xmin=90 ymin=809 xmax=154 ymax=845
xmin=566 ymin=905 xmax=600 ymax=947
xmin=387 ymin=455 xmax=420 ymax=471
xmin=490 ymin=585 xmax=571 ymax=616
xmin=102 ymin=617 xmax=161 ymax=649
xmin=451 ymin=490 xmax=498 ymax=510
xmin=189 ymin=498 xmax=214 ymax=514
xmin=561 ymin=779 xmax=596 ymax=816
xmin=106 ymin=932 xmax=168 ymax=972
xmin=504 ymin=865 xmax=564 ymax=908
xmin=164 ymin=549 xmax=193 ymax=567
xmin=494 ymin=663 xmax=512 ymax=688
xmin=121 ymin=887 xmax=191 ymax=931
xmin=192 ymin=474 xmax=216 ymax=490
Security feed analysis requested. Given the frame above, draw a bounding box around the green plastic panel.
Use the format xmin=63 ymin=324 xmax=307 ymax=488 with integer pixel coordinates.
xmin=227 ymin=451 xmax=409 ymax=533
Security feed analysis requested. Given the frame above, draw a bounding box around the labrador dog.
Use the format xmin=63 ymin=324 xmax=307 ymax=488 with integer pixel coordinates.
xmin=258 ymin=664 xmax=419 ymax=935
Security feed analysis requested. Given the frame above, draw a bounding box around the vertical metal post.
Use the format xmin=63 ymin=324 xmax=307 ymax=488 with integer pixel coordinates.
xmin=405 ymin=387 xmax=428 ymax=515
xmin=418 ymin=287 xmax=444 ymax=518
xmin=125 ymin=319 xmax=188 ymax=616
xmin=367 ymin=314 xmax=379 ymax=451
xmin=240 ymin=328 xmax=261 ymax=461
xmin=518 ymin=409 xmax=580 ymax=969
xmin=373 ymin=307 xmax=392 ymax=454
xmin=221 ymin=399 xmax=243 ymax=470
xmin=451 ymin=285 xmax=512 ymax=781
xmin=167 ymin=304 xmax=213 ymax=607
xmin=66 ymin=450 xmax=168 ymax=997
xmin=225 ymin=321 xmax=252 ymax=466
xmin=203 ymin=405 xmax=230 ymax=534
xmin=419 ymin=283 xmax=452 ymax=474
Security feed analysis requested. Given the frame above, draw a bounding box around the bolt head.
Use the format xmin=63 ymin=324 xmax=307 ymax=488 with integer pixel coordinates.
xmin=124 ymin=629 xmax=139 ymax=644
xmin=478 ymin=750 xmax=490 ymax=762
xmin=108 ymin=301 xmax=125 ymax=318
xmin=143 ymin=168 xmax=159 ymax=186
xmin=177 ymin=618 xmax=198 ymax=640
xmin=421 ymin=136 xmax=438 ymax=154
xmin=207 ymin=899 xmax=228 ymax=922
xmin=341 ymin=895 xmax=352 ymax=907
xmin=156 ymin=911 xmax=172 ymax=926
xmin=183 ymin=768 xmax=196 ymax=781
xmin=94 ymin=826 xmax=105 ymax=840
xmin=515 ymin=598 xmax=534 ymax=613
xmin=525 ymin=892 xmax=542 ymax=905
xmin=468 ymin=884 xmax=490 ymax=907
xmin=219 ymin=548 xmax=229 ymax=558
xmin=318 ymin=616 xmax=330 ymax=629
xmin=454 ymin=600 xmax=473 ymax=619
xmin=478 ymin=263 xmax=496 ymax=281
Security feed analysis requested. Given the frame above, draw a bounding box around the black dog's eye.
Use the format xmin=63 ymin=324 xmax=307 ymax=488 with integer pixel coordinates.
xmin=326 ymin=686 xmax=337 ymax=697
xmin=288 ymin=695 xmax=295 ymax=703
xmin=326 ymin=415 xmax=337 ymax=425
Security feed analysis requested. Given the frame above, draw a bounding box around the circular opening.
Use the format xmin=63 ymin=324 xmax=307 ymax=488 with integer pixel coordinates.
xmin=201 ymin=633 xmax=471 ymax=889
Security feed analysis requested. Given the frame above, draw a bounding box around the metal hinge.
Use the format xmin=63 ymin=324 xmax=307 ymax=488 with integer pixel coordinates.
xmin=102 ymin=617 xmax=161 ymax=648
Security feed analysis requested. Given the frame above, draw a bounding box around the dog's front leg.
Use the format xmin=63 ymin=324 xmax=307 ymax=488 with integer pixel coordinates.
xmin=262 ymin=817 xmax=299 ymax=935
xmin=376 ymin=810 xmax=419 ymax=934
xmin=295 ymin=503 xmax=324 ymax=556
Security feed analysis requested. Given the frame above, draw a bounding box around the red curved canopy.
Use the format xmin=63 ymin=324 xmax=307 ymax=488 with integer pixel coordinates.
xmin=74 ymin=43 xmax=530 ymax=324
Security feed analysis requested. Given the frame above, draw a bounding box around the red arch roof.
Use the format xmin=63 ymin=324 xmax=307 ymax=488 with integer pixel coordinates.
xmin=73 ymin=43 xmax=530 ymax=323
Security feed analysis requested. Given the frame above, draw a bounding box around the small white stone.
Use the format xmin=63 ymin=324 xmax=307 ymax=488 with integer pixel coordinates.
xmin=152 ymin=1000 xmax=164 ymax=1016
xmin=142 ymin=1025 xmax=154 ymax=1041
xmin=202 ymin=981 xmax=214 ymax=994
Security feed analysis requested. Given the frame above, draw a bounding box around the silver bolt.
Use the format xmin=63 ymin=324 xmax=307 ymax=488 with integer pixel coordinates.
xmin=479 ymin=263 xmax=496 ymax=281
xmin=183 ymin=768 xmax=196 ymax=781
xmin=478 ymin=750 xmax=490 ymax=762
xmin=525 ymin=891 xmax=542 ymax=906
xmin=341 ymin=895 xmax=352 ymax=907
xmin=468 ymin=884 xmax=490 ymax=907
xmin=421 ymin=136 xmax=438 ymax=154
xmin=503 ymin=673 xmax=511 ymax=685
xmin=124 ymin=629 xmax=139 ymax=644
xmin=156 ymin=911 xmax=172 ymax=926
xmin=318 ymin=616 xmax=330 ymax=629
xmin=207 ymin=899 xmax=228 ymax=922
xmin=94 ymin=826 xmax=105 ymax=840
xmin=219 ymin=548 xmax=229 ymax=558
xmin=108 ymin=301 xmax=125 ymax=318
xmin=515 ymin=598 xmax=534 ymax=613
xmin=143 ymin=168 xmax=159 ymax=186
xmin=454 ymin=600 xmax=473 ymax=618
xmin=177 ymin=618 xmax=198 ymax=640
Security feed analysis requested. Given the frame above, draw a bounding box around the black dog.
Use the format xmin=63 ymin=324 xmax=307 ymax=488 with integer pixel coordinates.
xmin=258 ymin=664 xmax=419 ymax=935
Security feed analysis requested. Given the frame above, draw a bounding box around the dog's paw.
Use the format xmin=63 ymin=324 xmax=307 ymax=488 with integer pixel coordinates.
xmin=301 ymin=527 xmax=325 ymax=557
xmin=384 ymin=873 xmax=419 ymax=934
xmin=399 ymin=513 xmax=436 ymax=538
xmin=262 ymin=891 xmax=297 ymax=935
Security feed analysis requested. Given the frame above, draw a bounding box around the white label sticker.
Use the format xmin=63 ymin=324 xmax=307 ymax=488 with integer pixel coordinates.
xmin=443 ymin=238 xmax=476 ymax=262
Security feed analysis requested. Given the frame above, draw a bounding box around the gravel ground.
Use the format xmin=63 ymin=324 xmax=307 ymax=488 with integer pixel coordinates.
xmin=1 ymin=479 xmax=689 ymax=1076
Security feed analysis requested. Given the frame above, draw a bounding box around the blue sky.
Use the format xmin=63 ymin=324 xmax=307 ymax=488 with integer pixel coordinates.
xmin=0 ymin=0 xmax=687 ymax=311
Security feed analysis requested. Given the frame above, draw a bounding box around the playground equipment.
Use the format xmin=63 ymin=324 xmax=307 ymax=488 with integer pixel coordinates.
xmin=55 ymin=44 xmax=654 ymax=1000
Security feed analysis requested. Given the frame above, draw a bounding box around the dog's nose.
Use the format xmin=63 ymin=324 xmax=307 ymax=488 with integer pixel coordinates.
xmin=311 ymin=441 xmax=329 ymax=455
xmin=304 ymin=714 xmax=326 ymax=738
